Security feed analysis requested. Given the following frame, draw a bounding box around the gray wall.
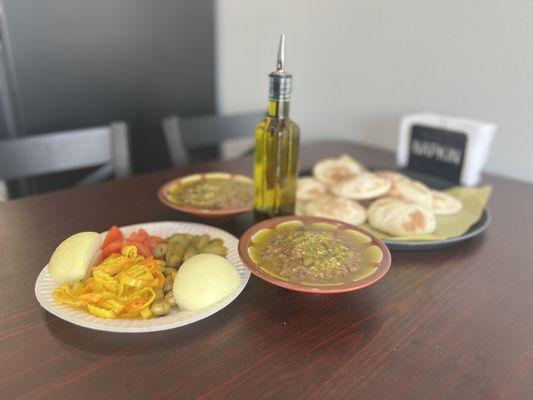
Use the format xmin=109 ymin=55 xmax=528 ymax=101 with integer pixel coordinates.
xmin=217 ymin=0 xmax=533 ymax=183
xmin=3 ymin=0 xmax=215 ymax=171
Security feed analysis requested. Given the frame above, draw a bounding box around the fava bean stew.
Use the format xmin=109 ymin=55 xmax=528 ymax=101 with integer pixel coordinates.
xmin=168 ymin=177 xmax=254 ymax=210
xmin=248 ymin=221 xmax=383 ymax=285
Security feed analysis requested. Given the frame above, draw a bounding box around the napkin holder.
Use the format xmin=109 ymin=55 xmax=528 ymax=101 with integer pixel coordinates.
xmin=397 ymin=113 xmax=496 ymax=187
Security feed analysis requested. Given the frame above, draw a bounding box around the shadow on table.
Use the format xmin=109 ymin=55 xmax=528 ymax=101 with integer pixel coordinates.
xmin=236 ymin=278 xmax=385 ymax=353
xmin=389 ymin=234 xmax=488 ymax=269
xmin=43 ymin=297 xmax=251 ymax=357
xmin=43 ymin=273 xmax=384 ymax=359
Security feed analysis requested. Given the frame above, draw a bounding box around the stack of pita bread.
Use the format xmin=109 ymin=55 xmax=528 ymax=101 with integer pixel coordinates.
xmin=297 ymin=155 xmax=463 ymax=237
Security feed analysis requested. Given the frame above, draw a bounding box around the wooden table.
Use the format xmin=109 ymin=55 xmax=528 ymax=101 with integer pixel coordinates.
xmin=1 ymin=141 xmax=532 ymax=400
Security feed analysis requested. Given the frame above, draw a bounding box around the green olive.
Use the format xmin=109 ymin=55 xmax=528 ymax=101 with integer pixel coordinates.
xmin=209 ymin=238 xmax=224 ymax=247
xmin=163 ymin=275 xmax=174 ymax=292
xmin=190 ymin=235 xmax=199 ymax=246
xmin=166 ymin=254 xmax=180 ymax=269
xmin=196 ymin=234 xmax=211 ymax=249
xmin=164 ymin=291 xmax=176 ymax=306
xmin=154 ymin=288 xmax=165 ymax=301
xmin=150 ymin=301 xmax=171 ymax=317
xmin=166 ymin=242 xmax=185 ymax=267
xmin=168 ymin=234 xmax=191 ymax=247
xmin=201 ymin=243 xmax=227 ymax=256
xmin=163 ymin=267 xmax=178 ymax=278
xmin=153 ymin=242 xmax=168 ymax=259
xmin=183 ymin=245 xmax=199 ymax=261
xmin=168 ymin=233 xmax=185 ymax=241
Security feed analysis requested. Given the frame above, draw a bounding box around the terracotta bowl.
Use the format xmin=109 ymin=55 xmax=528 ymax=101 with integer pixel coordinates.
xmin=158 ymin=172 xmax=254 ymax=221
xmin=238 ymin=215 xmax=392 ymax=294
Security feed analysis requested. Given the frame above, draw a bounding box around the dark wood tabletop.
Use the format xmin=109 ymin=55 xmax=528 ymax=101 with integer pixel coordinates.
xmin=1 ymin=140 xmax=532 ymax=400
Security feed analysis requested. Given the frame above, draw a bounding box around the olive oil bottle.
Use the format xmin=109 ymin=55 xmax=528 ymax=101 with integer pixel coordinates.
xmin=254 ymin=34 xmax=300 ymax=220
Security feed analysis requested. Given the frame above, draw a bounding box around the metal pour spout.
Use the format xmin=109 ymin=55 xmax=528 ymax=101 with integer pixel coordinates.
xmin=276 ymin=34 xmax=285 ymax=72
xmin=269 ymin=33 xmax=292 ymax=102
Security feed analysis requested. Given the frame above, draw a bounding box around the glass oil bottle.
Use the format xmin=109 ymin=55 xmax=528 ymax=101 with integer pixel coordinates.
xmin=254 ymin=34 xmax=300 ymax=220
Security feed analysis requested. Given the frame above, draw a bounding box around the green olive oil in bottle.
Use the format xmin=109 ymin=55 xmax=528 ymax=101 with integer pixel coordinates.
xmin=254 ymin=34 xmax=300 ymax=221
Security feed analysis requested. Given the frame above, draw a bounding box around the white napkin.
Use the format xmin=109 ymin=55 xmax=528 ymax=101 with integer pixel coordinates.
xmin=397 ymin=112 xmax=496 ymax=186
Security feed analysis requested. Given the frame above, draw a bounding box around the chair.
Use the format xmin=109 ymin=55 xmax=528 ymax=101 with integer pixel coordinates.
xmin=0 ymin=122 xmax=131 ymax=197
xmin=162 ymin=111 xmax=264 ymax=167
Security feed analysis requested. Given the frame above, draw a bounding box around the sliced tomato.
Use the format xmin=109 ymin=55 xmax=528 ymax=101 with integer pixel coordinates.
xmin=123 ymin=229 xmax=162 ymax=253
xmin=137 ymin=229 xmax=149 ymax=240
xmin=102 ymin=225 xmax=123 ymax=249
xmin=147 ymin=235 xmax=162 ymax=249
xmin=128 ymin=229 xmax=149 ymax=243
xmin=102 ymin=239 xmax=123 ymax=258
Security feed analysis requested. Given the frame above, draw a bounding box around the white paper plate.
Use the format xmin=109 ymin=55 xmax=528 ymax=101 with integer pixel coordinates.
xmin=35 ymin=221 xmax=251 ymax=333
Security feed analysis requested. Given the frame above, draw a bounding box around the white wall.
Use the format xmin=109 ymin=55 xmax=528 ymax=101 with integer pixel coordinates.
xmin=216 ymin=0 xmax=533 ymax=183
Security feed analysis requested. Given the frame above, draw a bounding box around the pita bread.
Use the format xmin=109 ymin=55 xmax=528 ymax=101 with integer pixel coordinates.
xmin=304 ymin=196 xmax=366 ymax=226
xmin=373 ymin=170 xmax=410 ymax=184
xmin=395 ymin=180 xmax=433 ymax=209
xmin=374 ymin=170 xmax=410 ymax=197
xmin=297 ymin=177 xmax=329 ymax=201
xmin=368 ymin=197 xmax=436 ymax=236
xmin=313 ymin=157 xmax=363 ymax=186
xmin=338 ymin=154 xmax=366 ymax=171
xmin=431 ymin=190 xmax=463 ymax=215
xmin=331 ymin=172 xmax=391 ymax=200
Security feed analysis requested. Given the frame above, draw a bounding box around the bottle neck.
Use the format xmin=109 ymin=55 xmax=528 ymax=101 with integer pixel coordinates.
xmin=267 ymin=100 xmax=290 ymax=119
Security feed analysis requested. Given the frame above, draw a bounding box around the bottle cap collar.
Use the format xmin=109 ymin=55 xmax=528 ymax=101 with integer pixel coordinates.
xmin=269 ymin=34 xmax=292 ymax=101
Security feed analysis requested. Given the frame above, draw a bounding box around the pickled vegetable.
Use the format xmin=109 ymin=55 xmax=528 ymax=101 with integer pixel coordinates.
xmin=53 ymin=245 xmax=163 ymax=319
xmin=52 ymin=230 xmax=230 ymax=320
